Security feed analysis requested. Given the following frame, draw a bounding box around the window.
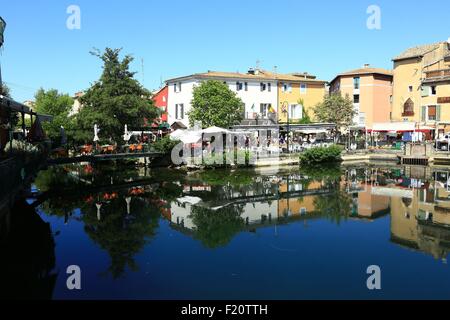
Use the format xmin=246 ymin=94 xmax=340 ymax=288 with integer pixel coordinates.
xmin=236 ymin=81 xmax=243 ymax=91
xmin=402 ymin=98 xmax=414 ymax=116
xmin=431 ymin=86 xmax=437 ymax=95
xmin=244 ymin=82 xmax=248 ymax=91
xmin=260 ymin=83 xmax=267 ymax=91
xmin=289 ymin=104 xmax=302 ymax=119
xmin=353 ymin=77 xmax=360 ymax=90
xmin=428 ymin=105 xmax=436 ymax=121
xmin=300 ymin=208 xmax=307 ymax=215
xmin=300 ymin=83 xmax=307 ymax=94
xmin=268 ymin=83 xmax=271 ymax=92
xmin=175 ymin=104 xmax=184 ymax=120
xmin=282 ymin=83 xmax=292 ymax=93
xmin=260 ymin=103 xmax=269 ymax=117
xmin=408 ymin=85 xmax=413 ymax=92
xmin=174 ymin=82 xmax=181 ymax=93
xmin=162 ymin=96 xmax=166 ymax=102
xmin=353 ymin=94 xmax=360 ymax=104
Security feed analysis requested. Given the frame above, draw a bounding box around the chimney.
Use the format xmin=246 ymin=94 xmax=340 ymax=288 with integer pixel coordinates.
xmin=248 ymin=68 xmax=255 ymax=75
xmin=363 ymin=64 xmax=370 ymax=68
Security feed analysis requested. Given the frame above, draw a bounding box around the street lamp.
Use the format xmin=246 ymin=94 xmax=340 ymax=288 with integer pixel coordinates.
xmin=281 ymin=101 xmax=289 ymax=154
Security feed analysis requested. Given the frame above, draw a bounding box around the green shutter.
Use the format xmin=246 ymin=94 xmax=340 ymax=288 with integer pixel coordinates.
xmin=421 ymin=106 xmax=426 ymax=122
xmin=421 ymin=86 xmax=429 ymax=97
xmin=437 ymin=105 xmax=441 ymax=121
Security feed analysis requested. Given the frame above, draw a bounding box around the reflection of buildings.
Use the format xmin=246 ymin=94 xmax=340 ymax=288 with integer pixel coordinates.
xmin=390 ymin=171 xmax=450 ymax=261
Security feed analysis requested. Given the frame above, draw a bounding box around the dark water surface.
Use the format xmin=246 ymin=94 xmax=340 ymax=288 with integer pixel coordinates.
xmin=2 ymin=163 xmax=450 ymax=299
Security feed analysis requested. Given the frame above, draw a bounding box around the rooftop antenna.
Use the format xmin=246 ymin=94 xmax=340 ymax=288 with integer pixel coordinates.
xmin=256 ymin=59 xmax=261 ymax=70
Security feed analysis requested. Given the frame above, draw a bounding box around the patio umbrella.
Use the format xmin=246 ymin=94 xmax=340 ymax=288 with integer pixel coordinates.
xmin=123 ymin=124 xmax=132 ymax=142
xmin=93 ymin=124 xmax=99 ymax=142
xmin=201 ymin=126 xmax=231 ymax=134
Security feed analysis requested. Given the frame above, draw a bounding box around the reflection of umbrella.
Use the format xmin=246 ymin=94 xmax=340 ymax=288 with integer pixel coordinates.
xmin=60 ymin=126 xmax=67 ymax=145
xmin=179 ymin=131 xmax=202 ymax=144
xmin=125 ymin=197 xmax=131 ymax=215
xmin=94 ymin=124 xmax=99 ymax=142
xmin=96 ymin=202 xmax=102 ymax=221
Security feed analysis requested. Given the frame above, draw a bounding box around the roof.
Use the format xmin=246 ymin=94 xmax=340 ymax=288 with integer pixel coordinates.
xmin=393 ymin=42 xmax=443 ymax=61
xmin=166 ymin=69 xmax=327 ymax=84
xmin=330 ymin=67 xmax=393 ymax=84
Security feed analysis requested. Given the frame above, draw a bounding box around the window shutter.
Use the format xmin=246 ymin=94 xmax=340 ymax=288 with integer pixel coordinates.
xmin=421 ymin=106 xmax=426 ymax=122
xmin=175 ymin=104 xmax=178 ymax=119
xmin=437 ymin=104 xmax=441 ymax=121
xmin=181 ymin=104 xmax=184 ymax=119
xmin=421 ymin=86 xmax=428 ymax=97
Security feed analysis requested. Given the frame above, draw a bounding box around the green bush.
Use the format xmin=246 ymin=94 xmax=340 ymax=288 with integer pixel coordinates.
xmin=299 ymin=145 xmax=343 ymax=165
xmin=152 ymin=136 xmax=180 ymax=154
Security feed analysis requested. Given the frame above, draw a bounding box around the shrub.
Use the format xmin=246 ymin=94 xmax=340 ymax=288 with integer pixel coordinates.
xmin=152 ymin=136 xmax=180 ymax=154
xmin=299 ymin=145 xmax=343 ymax=165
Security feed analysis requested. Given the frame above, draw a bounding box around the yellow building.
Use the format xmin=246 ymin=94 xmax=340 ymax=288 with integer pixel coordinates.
xmin=273 ymin=72 xmax=327 ymax=123
xmin=392 ymin=41 xmax=450 ymax=136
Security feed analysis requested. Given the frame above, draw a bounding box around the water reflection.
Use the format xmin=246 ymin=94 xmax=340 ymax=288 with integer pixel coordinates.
xmin=5 ymin=162 xmax=450 ymax=298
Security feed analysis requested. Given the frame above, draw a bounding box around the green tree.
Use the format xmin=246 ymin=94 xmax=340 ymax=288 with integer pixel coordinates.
xmin=313 ymin=93 xmax=355 ymax=130
xmin=76 ymin=48 xmax=158 ymax=144
xmin=0 ymin=83 xmax=11 ymax=97
xmin=189 ymin=80 xmax=244 ymax=128
xmin=34 ymin=88 xmax=74 ymax=143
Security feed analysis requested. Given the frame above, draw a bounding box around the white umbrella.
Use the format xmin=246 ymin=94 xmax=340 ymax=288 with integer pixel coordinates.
xmin=201 ymin=126 xmax=231 ymax=134
xmin=170 ymin=129 xmax=186 ymax=140
xmin=179 ymin=131 xmax=202 ymax=144
xmin=94 ymin=124 xmax=100 ymax=142
xmin=123 ymin=124 xmax=132 ymax=142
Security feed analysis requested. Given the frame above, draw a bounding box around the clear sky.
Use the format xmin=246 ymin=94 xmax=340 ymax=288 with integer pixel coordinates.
xmin=1 ymin=0 xmax=450 ymax=102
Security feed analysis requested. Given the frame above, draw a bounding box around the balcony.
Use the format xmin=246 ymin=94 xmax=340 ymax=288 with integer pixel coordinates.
xmin=401 ymin=111 xmax=415 ymax=117
xmin=424 ymin=69 xmax=450 ymax=82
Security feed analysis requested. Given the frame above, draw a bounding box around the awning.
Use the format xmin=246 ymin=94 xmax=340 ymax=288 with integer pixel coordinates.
xmin=294 ymin=129 xmax=328 ymax=134
xmin=371 ymin=122 xmax=433 ymax=133
xmin=201 ymin=126 xmax=231 ymax=134
xmin=371 ymin=186 xmax=413 ymax=198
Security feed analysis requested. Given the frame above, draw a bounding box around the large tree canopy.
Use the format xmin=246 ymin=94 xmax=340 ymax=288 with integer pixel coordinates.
xmin=76 ymin=48 xmax=158 ymax=143
xmin=34 ymin=88 xmax=74 ymax=143
xmin=313 ymin=93 xmax=356 ymax=129
xmin=189 ymin=80 xmax=244 ymax=128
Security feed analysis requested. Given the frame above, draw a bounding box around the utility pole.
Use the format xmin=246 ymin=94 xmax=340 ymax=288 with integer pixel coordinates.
xmin=0 ymin=17 xmax=6 ymax=89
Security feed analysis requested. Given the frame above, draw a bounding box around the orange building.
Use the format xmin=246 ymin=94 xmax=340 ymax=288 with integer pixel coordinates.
xmin=329 ymin=65 xmax=393 ymax=129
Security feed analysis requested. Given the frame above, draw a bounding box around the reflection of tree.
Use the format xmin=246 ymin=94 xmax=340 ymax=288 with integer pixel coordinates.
xmin=0 ymin=201 xmax=57 ymax=299
xmin=82 ymin=197 xmax=159 ymax=278
xmin=190 ymin=205 xmax=245 ymax=249
xmin=314 ymin=185 xmax=352 ymax=225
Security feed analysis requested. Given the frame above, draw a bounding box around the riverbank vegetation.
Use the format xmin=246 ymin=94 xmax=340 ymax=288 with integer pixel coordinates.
xmin=299 ymin=145 xmax=343 ymax=165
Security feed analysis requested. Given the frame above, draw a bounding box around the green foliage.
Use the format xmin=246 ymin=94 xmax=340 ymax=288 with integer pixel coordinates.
xmin=189 ymin=80 xmax=244 ymax=128
xmin=190 ymin=205 xmax=245 ymax=249
xmin=0 ymin=83 xmax=11 ymax=97
xmin=299 ymin=145 xmax=343 ymax=165
xmin=152 ymin=136 xmax=180 ymax=154
xmin=34 ymin=88 xmax=75 ymax=143
xmin=314 ymin=188 xmax=352 ymax=225
xmin=313 ymin=93 xmax=355 ymax=129
xmin=75 ymin=48 xmax=158 ymax=144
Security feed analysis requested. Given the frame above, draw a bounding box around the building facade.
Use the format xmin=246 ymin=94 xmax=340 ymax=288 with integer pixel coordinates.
xmin=392 ymin=41 xmax=450 ymax=136
xmin=166 ymin=69 xmax=326 ymax=128
xmin=275 ymin=72 xmax=326 ymax=123
xmin=329 ymin=65 xmax=393 ymax=129
xmin=152 ymin=85 xmax=168 ymax=125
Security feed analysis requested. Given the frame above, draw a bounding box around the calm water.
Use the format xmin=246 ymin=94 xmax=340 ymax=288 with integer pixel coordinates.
xmin=2 ymin=163 xmax=450 ymax=299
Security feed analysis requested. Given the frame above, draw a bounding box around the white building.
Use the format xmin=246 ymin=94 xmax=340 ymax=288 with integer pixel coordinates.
xmin=166 ymin=69 xmax=278 ymax=128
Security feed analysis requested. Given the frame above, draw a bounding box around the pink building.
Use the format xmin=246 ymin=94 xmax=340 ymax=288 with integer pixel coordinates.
xmin=329 ymin=65 xmax=393 ymax=129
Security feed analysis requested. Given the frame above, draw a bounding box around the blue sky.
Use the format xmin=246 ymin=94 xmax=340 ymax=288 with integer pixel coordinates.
xmin=1 ymin=0 xmax=450 ymax=102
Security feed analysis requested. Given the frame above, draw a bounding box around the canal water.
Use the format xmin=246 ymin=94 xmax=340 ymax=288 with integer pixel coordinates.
xmin=2 ymin=163 xmax=450 ymax=299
